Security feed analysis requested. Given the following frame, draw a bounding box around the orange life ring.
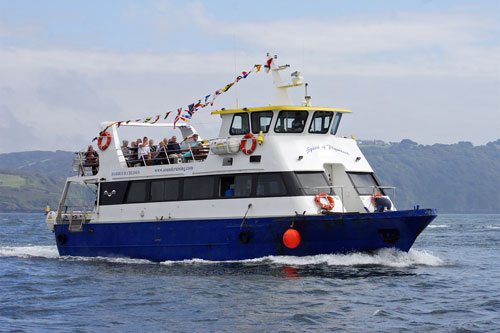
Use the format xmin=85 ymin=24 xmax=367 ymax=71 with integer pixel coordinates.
xmin=372 ymin=193 xmax=383 ymax=204
xmin=97 ymin=131 xmax=111 ymax=151
xmin=315 ymin=193 xmax=335 ymax=210
xmin=241 ymin=133 xmax=257 ymax=155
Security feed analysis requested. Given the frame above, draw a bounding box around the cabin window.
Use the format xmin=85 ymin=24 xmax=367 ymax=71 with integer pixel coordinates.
xmin=149 ymin=178 xmax=180 ymax=201
xmin=99 ymin=182 xmax=127 ymax=206
xmin=295 ymin=172 xmax=333 ymax=195
xmin=251 ymin=111 xmax=273 ymax=134
xmin=274 ymin=111 xmax=308 ymax=133
xmin=164 ymin=179 xmax=180 ymax=201
xmin=331 ymin=112 xmax=342 ymax=135
xmin=256 ymin=173 xmax=287 ymax=196
xmin=347 ymin=172 xmax=382 ymax=195
xmin=230 ymin=113 xmax=250 ymax=135
xmin=219 ymin=175 xmax=252 ymax=197
xmin=150 ymin=180 xmax=165 ymax=201
xmin=309 ymin=111 xmax=333 ymax=134
xmin=125 ymin=181 xmax=147 ymax=203
xmin=184 ymin=176 xmax=215 ymax=200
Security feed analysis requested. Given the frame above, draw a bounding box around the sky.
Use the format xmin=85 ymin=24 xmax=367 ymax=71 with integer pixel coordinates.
xmin=1 ymin=0 xmax=499 ymax=153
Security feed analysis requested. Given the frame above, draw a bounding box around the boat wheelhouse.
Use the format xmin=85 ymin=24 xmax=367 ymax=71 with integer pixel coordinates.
xmin=46 ymin=55 xmax=436 ymax=261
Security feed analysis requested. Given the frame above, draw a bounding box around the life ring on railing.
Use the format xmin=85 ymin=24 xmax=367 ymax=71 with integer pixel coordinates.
xmin=240 ymin=133 xmax=257 ymax=155
xmin=97 ymin=131 xmax=112 ymax=151
xmin=315 ymin=193 xmax=335 ymax=210
xmin=372 ymin=193 xmax=383 ymax=204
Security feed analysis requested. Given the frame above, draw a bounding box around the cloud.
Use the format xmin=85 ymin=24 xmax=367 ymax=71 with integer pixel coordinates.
xmin=0 ymin=2 xmax=499 ymax=154
xmin=0 ymin=105 xmax=39 ymax=153
xmin=0 ymin=19 xmax=44 ymax=39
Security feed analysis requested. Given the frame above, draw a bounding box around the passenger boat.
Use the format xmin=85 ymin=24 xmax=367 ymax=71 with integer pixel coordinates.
xmin=46 ymin=55 xmax=437 ymax=261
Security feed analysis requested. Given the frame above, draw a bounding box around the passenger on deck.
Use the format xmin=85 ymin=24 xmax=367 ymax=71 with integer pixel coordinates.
xmin=153 ymin=141 xmax=168 ymax=165
xmin=127 ymin=141 xmax=139 ymax=167
xmin=85 ymin=145 xmax=99 ymax=175
xmin=182 ymin=134 xmax=200 ymax=162
xmin=138 ymin=141 xmax=151 ymax=165
xmin=167 ymin=136 xmax=183 ymax=163
xmin=149 ymin=139 xmax=157 ymax=155
xmin=121 ymin=140 xmax=130 ymax=157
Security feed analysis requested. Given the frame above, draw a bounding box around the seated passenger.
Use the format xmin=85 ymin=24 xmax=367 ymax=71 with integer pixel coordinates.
xmin=167 ymin=136 xmax=183 ymax=162
xmin=224 ymin=184 xmax=234 ymax=197
xmin=153 ymin=141 xmax=168 ymax=165
xmin=138 ymin=141 xmax=151 ymax=165
xmin=182 ymin=134 xmax=200 ymax=162
xmin=149 ymin=139 xmax=157 ymax=155
xmin=121 ymin=140 xmax=130 ymax=157
xmin=85 ymin=145 xmax=99 ymax=175
xmin=127 ymin=141 xmax=139 ymax=167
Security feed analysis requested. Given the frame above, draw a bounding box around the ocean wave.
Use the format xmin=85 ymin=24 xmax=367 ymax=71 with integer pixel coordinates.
xmin=0 ymin=246 xmax=444 ymax=268
xmin=0 ymin=245 xmax=59 ymax=259
xmin=480 ymin=225 xmax=500 ymax=230
xmin=428 ymin=224 xmax=449 ymax=229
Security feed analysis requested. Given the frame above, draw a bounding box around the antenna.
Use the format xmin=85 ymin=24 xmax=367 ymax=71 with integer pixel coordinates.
xmin=303 ymin=83 xmax=311 ymax=106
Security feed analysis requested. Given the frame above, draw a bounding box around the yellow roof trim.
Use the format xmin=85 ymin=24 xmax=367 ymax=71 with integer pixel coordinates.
xmin=211 ymin=105 xmax=352 ymax=115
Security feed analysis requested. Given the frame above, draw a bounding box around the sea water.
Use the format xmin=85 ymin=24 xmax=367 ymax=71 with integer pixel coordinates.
xmin=1 ymin=213 xmax=499 ymax=332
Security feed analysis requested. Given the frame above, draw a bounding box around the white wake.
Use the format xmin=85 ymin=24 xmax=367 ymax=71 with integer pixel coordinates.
xmin=0 ymin=245 xmax=444 ymax=267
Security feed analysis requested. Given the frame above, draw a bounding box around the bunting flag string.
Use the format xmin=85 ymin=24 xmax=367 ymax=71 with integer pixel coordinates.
xmin=97 ymin=58 xmax=272 ymax=136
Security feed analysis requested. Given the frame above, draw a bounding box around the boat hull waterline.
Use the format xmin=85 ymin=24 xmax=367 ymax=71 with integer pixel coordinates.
xmin=54 ymin=209 xmax=437 ymax=262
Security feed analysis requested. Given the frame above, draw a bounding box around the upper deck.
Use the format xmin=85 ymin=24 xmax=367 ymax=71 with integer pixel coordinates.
xmin=73 ymin=54 xmax=371 ymax=183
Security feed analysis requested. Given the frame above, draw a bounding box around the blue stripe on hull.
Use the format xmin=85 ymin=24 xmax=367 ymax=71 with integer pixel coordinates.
xmin=54 ymin=209 xmax=437 ymax=261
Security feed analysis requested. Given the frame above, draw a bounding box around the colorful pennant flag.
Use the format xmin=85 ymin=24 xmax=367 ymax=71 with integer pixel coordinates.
xmin=96 ymin=59 xmax=271 ymax=137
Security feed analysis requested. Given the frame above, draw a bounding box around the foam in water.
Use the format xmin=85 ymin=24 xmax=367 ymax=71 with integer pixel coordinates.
xmin=0 ymin=245 xmax=59 ymax=259
xmin=428 ymin=224 xmax=449 ymax=229
xmin=0 ymin=245 xmax=444 ymax=267
xmin=481 ymin=225 xmax=500 ymax=230
xmin=258 ymin=248 xmax=444 ymax=267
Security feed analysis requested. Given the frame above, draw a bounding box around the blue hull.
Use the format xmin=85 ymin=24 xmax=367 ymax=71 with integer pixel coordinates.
xmin=54 ymin=209 xmax=437 ymax=261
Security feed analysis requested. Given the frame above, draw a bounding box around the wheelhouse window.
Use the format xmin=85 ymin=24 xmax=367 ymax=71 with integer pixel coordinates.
xmin=251 ymin=111 xmax=273 ymax=134
xmin=295 ymin=172 xmax=333 ymax=195
xmin=256 ymin=173 xmax=287 ymax=196
xmin=274 ymin=111 xmax=308 ymax=133
xmin=309 ymin=111 xmax=333 ymax=134
xmin=330 ymin=112 xmax=342 ymax=135
xmin=347 ymin=172 xmax=382 ymax=195
xmin=230 ymin=113 xmax=250 ymax=135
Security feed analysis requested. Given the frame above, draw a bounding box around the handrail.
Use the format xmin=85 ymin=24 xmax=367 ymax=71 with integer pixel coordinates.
xmin=302 ymin=185 xmax=345 ymax=212
xmin=355 ymin=186 xmax=397 ymax=204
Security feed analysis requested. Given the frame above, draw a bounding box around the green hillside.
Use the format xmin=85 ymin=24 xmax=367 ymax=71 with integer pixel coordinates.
xmin=360 ymin=139 xmax=500 ymax=213
xmin=0 ymin=168 xmax=65 ymax=212
xmin=0 ymin=150 xmax=74 ymax=178
xmin=1 ymin=142 xmax=500 ymax=213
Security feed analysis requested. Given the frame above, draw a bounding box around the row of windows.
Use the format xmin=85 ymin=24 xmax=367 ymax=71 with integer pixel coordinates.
xmin=99 ymin=171 xmax=332 ymax=206
xmin=230 ymin=110 xmax=343 ymax=136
